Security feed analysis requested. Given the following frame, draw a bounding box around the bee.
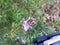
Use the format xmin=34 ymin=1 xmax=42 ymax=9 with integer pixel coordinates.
xmin=27 ymin=18 xmax=36 ymax=26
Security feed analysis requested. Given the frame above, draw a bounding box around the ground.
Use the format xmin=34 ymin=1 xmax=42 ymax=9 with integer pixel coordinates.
xmin=0 ymin=0 xmax=60 ymax=45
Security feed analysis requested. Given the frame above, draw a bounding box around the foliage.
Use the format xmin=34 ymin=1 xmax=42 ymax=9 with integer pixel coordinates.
xmin=0 ymin=0 xmax=60 ymax=45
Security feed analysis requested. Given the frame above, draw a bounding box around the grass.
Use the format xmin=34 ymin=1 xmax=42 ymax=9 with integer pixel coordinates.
xmin=0 ymin=0 xmax=60 ymax=45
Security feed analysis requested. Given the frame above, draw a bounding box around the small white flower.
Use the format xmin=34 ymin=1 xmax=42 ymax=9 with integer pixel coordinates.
xmin=21 ymin=38 xmax=27 ymax=44
xmin=15 ymin=35 xmax=20 ymax=40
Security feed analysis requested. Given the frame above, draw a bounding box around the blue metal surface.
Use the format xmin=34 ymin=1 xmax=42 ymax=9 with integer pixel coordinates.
xmin=34 ymin=32 xmax=60 ymax=45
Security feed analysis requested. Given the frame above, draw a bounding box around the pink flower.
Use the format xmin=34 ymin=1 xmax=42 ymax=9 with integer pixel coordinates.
xmin=47 ymin=15 xmax=51 ymax=20
xmin=23 ymin=21 xmax=32 ymax=31
xmin=23 ymin=17 xmax=36 ymax=31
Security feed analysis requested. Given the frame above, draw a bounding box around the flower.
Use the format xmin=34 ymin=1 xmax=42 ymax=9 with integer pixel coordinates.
xmin=21 ymin=37 xmax=27 ymax=44
xmin=23 ymin=17 xmax=36 ymax=31
xmin=15 ymin=35 xmax=20 ymax=40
